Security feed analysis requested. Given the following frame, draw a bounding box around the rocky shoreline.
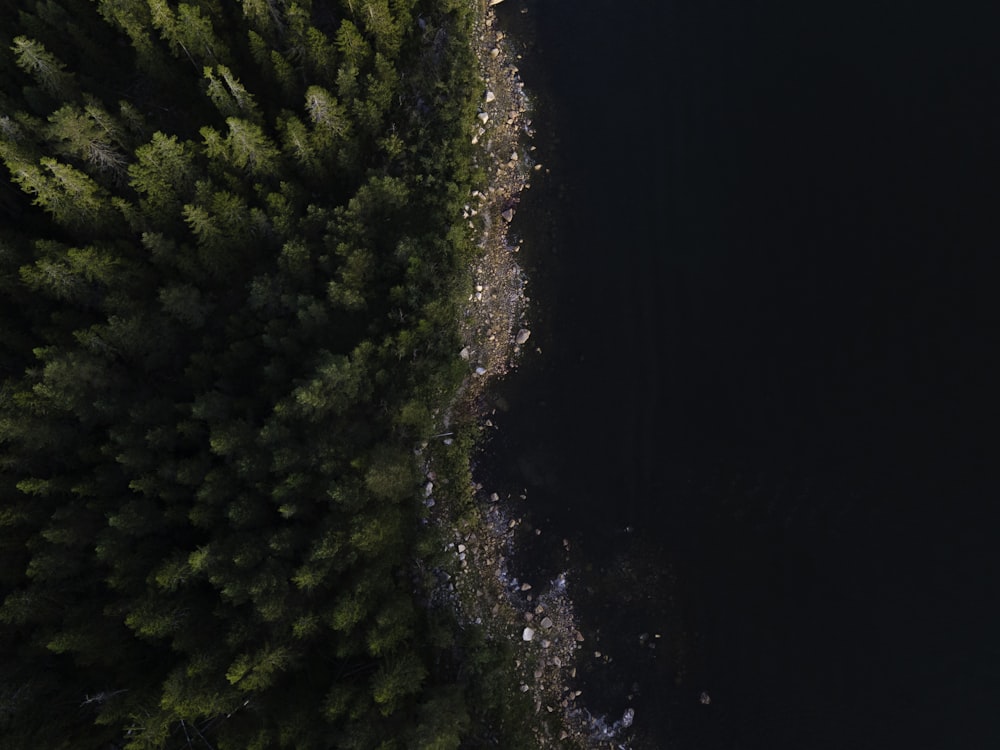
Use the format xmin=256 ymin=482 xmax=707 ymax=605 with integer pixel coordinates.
xmin=456 ymin=1 xmax=537 ymax=395
xmin=424 ymin=1 xmax=636 ymax=746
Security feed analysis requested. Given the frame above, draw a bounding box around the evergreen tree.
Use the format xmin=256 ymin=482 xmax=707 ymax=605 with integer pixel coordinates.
xmin=10 ymin=36 xmax=76 ymax=101
xmin=0 ymin=0 xmax=526 ymax=746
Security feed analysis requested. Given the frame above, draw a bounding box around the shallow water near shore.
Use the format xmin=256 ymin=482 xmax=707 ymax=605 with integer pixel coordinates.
xmin=485 ymin=1 xmax=1000 ymax=747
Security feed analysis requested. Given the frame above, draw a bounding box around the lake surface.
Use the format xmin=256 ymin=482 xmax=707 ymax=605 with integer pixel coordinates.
xmin=488 ymin=1 xmax=1000 ymax=747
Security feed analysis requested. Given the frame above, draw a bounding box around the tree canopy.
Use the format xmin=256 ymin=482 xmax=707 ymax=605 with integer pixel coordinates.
xmin=0 ymin=1 xmax=527 ymax=747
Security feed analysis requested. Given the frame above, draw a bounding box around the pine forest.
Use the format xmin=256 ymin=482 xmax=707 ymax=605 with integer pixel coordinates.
xmin=0 ymin=0 xmax=527 ymax=747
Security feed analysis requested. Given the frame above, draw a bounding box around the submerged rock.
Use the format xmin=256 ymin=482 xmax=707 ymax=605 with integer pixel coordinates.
xmin=515 ymin=328 xmax=531 ymax=345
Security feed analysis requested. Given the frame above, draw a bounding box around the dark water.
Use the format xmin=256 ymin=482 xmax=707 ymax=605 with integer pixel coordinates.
xmin=488 ymin=1 xmax=1000 ymax=748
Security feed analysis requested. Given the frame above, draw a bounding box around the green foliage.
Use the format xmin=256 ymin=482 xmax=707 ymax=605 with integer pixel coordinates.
xmin=371 ymin=650 xmax=427 ymax=715
xmin=0 ymin=0 xmax=501 ymax=747
xmin=11 ymin=36 xmax=76 ymax=100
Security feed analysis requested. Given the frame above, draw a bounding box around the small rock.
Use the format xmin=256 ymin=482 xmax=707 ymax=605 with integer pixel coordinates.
xmin=501 ymin=208 xmax=514 ymax=222
xmin=485 ymin=90 xmax=496 ymax=103
xmin=520 ymin=583 xmax=532 ymax=591
xmin=515 ymin=328 xmax=531 ymax=345
xmin=459 ymin=346 xmax=470 ymax=360
xmin=488 ymin=0 xmax=505 ymax=5
xmin=477 ymin=111 xmax=489 ymax=123
xmin=424 ymin=481 xmax=433 ymax=497
xmin=474 ymin=366 xmax=487 ymax=376
xmin=490 ymin=47 xmax=500 ymax=58
xmin=522 ymin=627 xmax=535 ymax=642
xmin=541 ymin=639 xmax=550 ymax=649
xmin=540 ymin=616 xmax=553 ymax=629
xmin=457 ymin=544 xmax=466 ymax=553
xmin=490 ymin=492 xmax=499 ymax=502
